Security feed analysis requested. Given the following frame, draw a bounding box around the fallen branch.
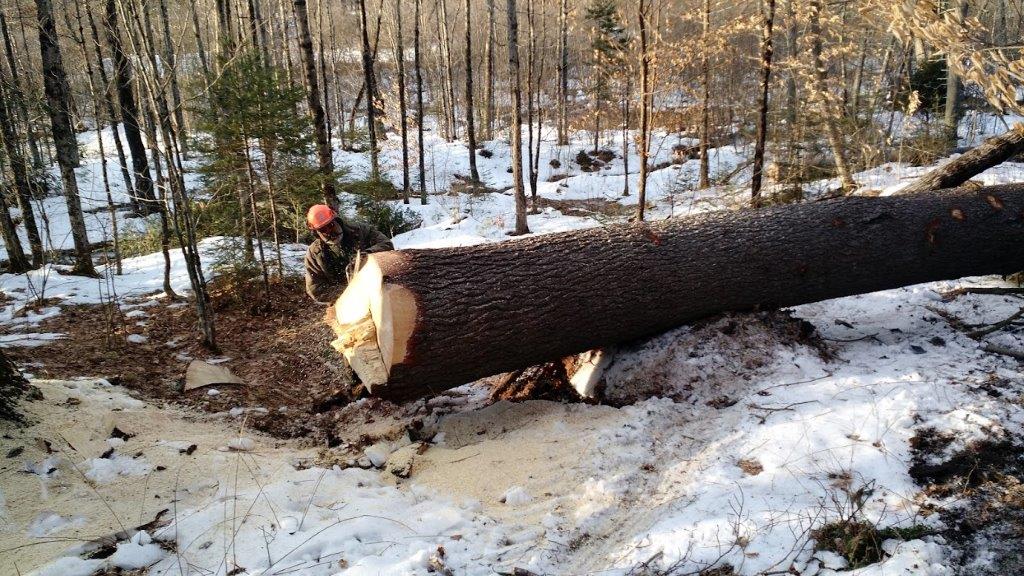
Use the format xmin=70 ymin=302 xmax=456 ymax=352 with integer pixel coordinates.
xmin=984 ymin=343 xmax=1024 ymax=361
xmin=940 ymin=286 xmax=1024 ymax=301
xmin=969 ymin=306 xmax=1024 ymax=339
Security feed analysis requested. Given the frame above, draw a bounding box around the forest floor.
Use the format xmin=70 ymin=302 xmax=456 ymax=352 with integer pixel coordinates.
xmin=3 ymin=115 xmax=1024 ymax=575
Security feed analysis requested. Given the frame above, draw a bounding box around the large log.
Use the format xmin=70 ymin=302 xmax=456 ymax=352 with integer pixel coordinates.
xmin=331 ymin=185 xmax=1024 ymax=401
xmin=900 ymin=123 xmax=1024 ymax=194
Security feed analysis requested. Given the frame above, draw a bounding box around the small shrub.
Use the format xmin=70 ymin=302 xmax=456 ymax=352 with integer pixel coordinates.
xmin=352 ymin=196 xmax=422 ymax=238
xmin=593 ymin=148 xmax=615 ymax=164
xmin=899 ymin=130 xmax=955 ymax=167
xmin=812 ymin=520 xmax=932 ymax=569
xmin=119 ymin=220 xmax=175 ymax=259
xmin=478 ymin=148 xmax=494 ymax=158
xmin=549 ymin=158 xmax=561 ymax=169
xmin=207 ymin=237 xmax=267 ymax=309
xmin=342 ymin=178 xmax=403 ymax=201
xmin=575 ymin=149 xmax=594 ymax=171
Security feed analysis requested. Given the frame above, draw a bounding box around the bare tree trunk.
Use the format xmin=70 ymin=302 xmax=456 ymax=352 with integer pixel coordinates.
xmin=36 ymin=0 xmax=94 ymax=275
xmin=525 ymin=0 xmax=537 ymax=211
xmin=158 ymin=0 xmax=188 ymax=157
xmin=295 ymin=0 xmax=337 ymax=205
xmin=0 ymin=77 xmax=42 ymax=267
xmin=315 ymin=0 xmax=331 ymax=139
xmin=750 ymin=0 xmax=776 ymax=205
xmin=438 ymin=0 xmax=457 ymax=140
xmin=190 ymin=0 xmax=211 ymax=77
xmin=358 ymin=0 xmax=380 ymax=180
xmin=507 ymin=0 xmax=529 ymax=235
xmin=556 ymin=0 xmax=569 ymax=146
xmin=849 ymin=36 xmax=868 ymax=115
xmin=809 ymin=0 xmax=856 ymax=192
xmin=86 ymin=3 xmax=135 ymax=217
xmin=104 ymin=0 xmax=157 ymax=212
xmin=415 ymin=0 xmax=427 ymax=204
xmin=622 ymin=76 xmax=630 ymax=196
xmin=392 ymin=0 xmax=410 ymax=202
xmin=126 ymin=0 xmax=215 ymax=347
xmin=784 ymin=0 xmax=797 ymax=125
xmin=0 ymin=186 xmax=29 ymax=273
xmin=944 ymin=0 xmax=968 ymax=141
xmin=0 ymin=8 xmax=43 ymax=171
xmin=72 ymin=1 xmax=121 ymax=274
xmin=485 ymin=0 xmax=496 ymax=141
xmin=635 ymin=0 xmax=651 ymax=222
xmin=215 ymin=0 xmax=236 ymax=59
xmin=464 ymin=0 xmax=480 ymax=183
xmin=698 ymin=0 xmax=711 ymax=189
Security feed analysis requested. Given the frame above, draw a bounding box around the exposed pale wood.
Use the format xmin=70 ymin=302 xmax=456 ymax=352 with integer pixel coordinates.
xmin=184 ymin=360 xmax=244 ymax=391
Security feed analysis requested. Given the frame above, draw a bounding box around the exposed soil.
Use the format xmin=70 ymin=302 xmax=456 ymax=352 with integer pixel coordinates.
xmin=908 ymin=426 xmax=1024 ymax=574
xmin=5 ymin=277 xmax=348 ymax=439
xmin=535 ymin=197 xmax=634 ymax=219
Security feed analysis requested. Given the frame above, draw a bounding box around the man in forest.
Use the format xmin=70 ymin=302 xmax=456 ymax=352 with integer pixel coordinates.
xmin=304 ymin=204 xmax=394 ymax=304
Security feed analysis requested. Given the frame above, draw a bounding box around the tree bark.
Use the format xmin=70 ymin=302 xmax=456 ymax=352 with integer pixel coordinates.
xmin=506 ymin=0 xmax=529 ymax=235
xmin=72 ymin=0 xmax=121 ymax=274
xmin=438 ymin=0 xmax=457 ymax=140
xmin=332 ymin=184 xmax=1024 ymax=401
xmin=393 ymin=0 xmax=410 ymax=202
xmin=415 ymin=0 xmax=427 ymax=204
xmin=901 ymin=123 xmax=1024 ymax=194
xmin=698 ymin=0 xmax=711 ymax=189
xmin=0 ymin=185 xmax=30 ymax=273
xmin=36 ymin=0 xmax=95 ymax=275
xmin=0 ymin=77 xmax=42 ymax=267
xmin=104 ymin=0 xmax=157 ymax=211
xmin=556 ymin=0 xmax=568 ymax=146
xmin=636 ymin=0 xmax=651 ymax=222
xmin=526 ymin=0 xmax=537 ymax=211
xmin=86 ymin=3 xmax=135 ymax=219
xmin=1 ymin=8 xmax=44 ymax=170
xmin=944 ymin=0 xmax=968 ymax=141
xmin=809 ymin=0 xmax=856 ymax=192
xmin=158 ymin=0 xmax=188 ymax=158
xmin=464 ymin=0 xmax=479 ymax=182
xmin=484 ymin=0 xmax=496 ymax=141
xmin=294 ymin=0 xmax=337 ymax=205
xmin=358 ymin=0 xmax=380 ymax=180
xmin=750 ymin=0 xmax=776 ymax=205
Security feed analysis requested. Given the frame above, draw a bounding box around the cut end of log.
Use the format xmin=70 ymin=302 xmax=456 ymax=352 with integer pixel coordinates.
xmin=330 ymin=253 xmax=418 ymax=393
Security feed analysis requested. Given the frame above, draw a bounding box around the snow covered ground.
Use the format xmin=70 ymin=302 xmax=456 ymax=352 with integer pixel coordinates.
xmin=2 ymin=117 xmax=1024 ymax=575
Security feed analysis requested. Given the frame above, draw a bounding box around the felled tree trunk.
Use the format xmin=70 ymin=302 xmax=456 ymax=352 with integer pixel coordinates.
xmin=332 ymin=185 xmax=1024 ymax=402
xmin=901 ymin=123 xmax=1024 ymax=194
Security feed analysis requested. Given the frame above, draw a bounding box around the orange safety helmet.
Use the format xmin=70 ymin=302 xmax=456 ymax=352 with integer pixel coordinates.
xmin=306 ymin=204 xmax=337 ymax=230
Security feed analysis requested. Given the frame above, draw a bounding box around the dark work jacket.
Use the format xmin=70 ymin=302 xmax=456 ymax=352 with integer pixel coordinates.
xmin=304 ymin=218 xmax=394 ymax=303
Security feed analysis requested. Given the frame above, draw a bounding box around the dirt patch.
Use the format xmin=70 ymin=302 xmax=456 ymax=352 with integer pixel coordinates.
xmin=908 ymin=427 xmax=1024 ymax=574
xmin=4 ymin=277 xmax=347 ymax=439
xmin=488 ymin=362 xmax=584 ymax=403
xmin=535 ymin=197 xmax=633 ymax=219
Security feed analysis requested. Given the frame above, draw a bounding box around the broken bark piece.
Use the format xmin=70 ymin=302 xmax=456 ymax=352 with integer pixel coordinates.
xmin=184 ymin=360 xmax=244 ymax=391
xmin=331 ymin=185 xmax=1024 ymax=402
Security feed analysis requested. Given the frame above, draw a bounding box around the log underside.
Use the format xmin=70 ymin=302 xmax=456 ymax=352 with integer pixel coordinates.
xmin=330 ymin=184 xmax=1024 ymax=402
